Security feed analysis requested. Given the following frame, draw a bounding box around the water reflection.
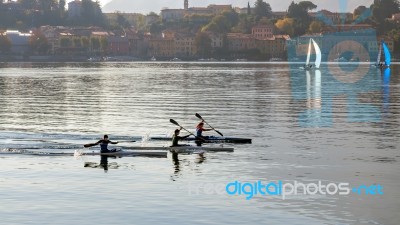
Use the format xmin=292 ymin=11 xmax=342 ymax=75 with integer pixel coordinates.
xmin=302 ymin=70 xmax=322 ymax=127
xmin=0 ymin=63 xmax=399 ymax=225
xmin=170 ymin=152 xmax=206 ymax=181
xmin=100 ymin=155 xmax=109 ymax=172
xmin=292 ymin=64 xmax=382 ymax=127
xmin=382 ymin=68 xmax=391 ymax=115
xmin=171 ymin=152 xmax=180 ymax=179
xmin=84 ymin=156 xmax=119 ymax=173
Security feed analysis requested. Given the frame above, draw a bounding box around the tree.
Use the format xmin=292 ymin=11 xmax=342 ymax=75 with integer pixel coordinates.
xmin=149 ymin=21 xmax=165 ymax=35
xmin=67 ymin=0 xmax=105 ymax=27
xmin=73 ymin=38 xmax=82 ymax=48
xmin=195 ymin=32 xmax=211 ymax=58
xmin=0 ymin=34 xmax=12 ymax=53
xmin=17 ymin=0 xmax=36 ymax=10
xmin=100 ymin=37 xmax=108 ymax=54
xmin=60 ymin=37 xmax=72 ymax=48
xmin=371 ymin=0 xmax=400 ymax=34
xmin=29 ymin=31 xmax=50 ymax=54
xmin=202 ymin=10 xmax=239 ymax=33
xmin=117 ymin=14 xmax=130 ymax=28
xmin=298 ymin=1 xmax=317 ymax=11
xmin=58 ymin=0 xmax=66 ymax=21
xmin=81 ymin=37 xmax=90 ymax=51
xmin=90 ymin=37 xmax=100 ymax=52
xmin=353 ymin=5 xmax=368 ymax=20
xmin=372 ymin=0 xmax=400 ymax=23
xmin=388 ymin=29 xmax=400 ymax=54
xmin=287 ymin=1 xmax=317 ymax=36
xmin=308 ymin=21 xmax=323 ymax=33
xmin=275 ymin=18 xmax=294 ymax=36
xmin=288 ymin=1 xmax=310 ymax=20
xmin=221 ymin=9 xmax=239 ymax=27
xmin=254 ymin=0 xmax=272 ymax=19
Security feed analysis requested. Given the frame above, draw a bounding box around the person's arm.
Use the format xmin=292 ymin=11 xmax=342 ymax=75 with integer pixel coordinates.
xmin=84 ymin=140 xmax=101 ymax=148
xmin=110 ymin=141 xmax=119 ymax=144
xmin=180 ymin=134 xmax=191 ymax=140
xmin=204 ymin=128 xmax=214 ymax=131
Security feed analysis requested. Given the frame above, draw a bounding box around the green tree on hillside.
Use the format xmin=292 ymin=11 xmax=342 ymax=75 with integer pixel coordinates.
xmin=308 ymin=21 xmax=323 ymax=33
xmin=117 ymin=14 xmax=131 ymax=28
xmin=372 ymin=0 xmax=400 ymax=23
xmin=275 ymin=18 xmax=294 ymax=36
xmin=254 ymin=0 xmax=272 ymax=20
xmin=287 ymin=1 xmax=317 ymax=36
xmin=29 ymin=30 xmax=50 ymax=54
xmin=60 ymin=37 xmax=72 ymax=48
xmin=81 ymin=37 xmax=90 ymax=51
xmin=202 ymin=10 xmax=239 ymax=33
xmin=90 ymin=37 xmax=101 ymax=52
xmin=353 ymin=5 xmax=369 ymax=20
xmin=195 ymin=32 xmax=211 ymax=58
xmin=371 ymin=0 xmax=400 ymax=34
xmin=0 ymin=34 xmax=12 ymax=53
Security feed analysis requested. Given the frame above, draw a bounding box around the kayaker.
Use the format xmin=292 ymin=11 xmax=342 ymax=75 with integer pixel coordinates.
xmin=196 ymin=121 xmax=214 ymax=140
xmin=84 ymin=135 xmax=119 ymax=153
xmin=171 ymin=127 xmax=191 ymax=147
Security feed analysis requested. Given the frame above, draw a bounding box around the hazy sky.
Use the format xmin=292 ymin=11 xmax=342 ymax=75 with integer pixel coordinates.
xmin=67 ymin=0 xmax=374 ymax=14
xmin=68 ymin=0 xmax=373 ymax=13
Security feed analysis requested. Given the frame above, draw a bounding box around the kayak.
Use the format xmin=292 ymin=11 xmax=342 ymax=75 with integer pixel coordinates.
xmin=149 ymin=136 xmax=252 ymax=144
xmin=79 ymin=150 xmax=167 ymax=157
xmin=122 ymin=146 xmax=234 ymax=152
xmin=0 ymin=149 xmax=167 ymax=158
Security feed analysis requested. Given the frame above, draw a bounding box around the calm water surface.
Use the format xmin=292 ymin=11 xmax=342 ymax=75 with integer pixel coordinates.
xmin=0 ymin=62 xmax=399 ymax=225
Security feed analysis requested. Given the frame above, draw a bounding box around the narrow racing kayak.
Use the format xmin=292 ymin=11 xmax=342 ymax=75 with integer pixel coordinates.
xmin=149 ymin=136 xmax=251 ymax=144
xmin=122 ymin=146 xmax=234 ymax=152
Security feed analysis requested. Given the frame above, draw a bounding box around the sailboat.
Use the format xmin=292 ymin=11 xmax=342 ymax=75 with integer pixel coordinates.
xmin=376 ymin=40 xmax=391 ymax=68
xmin=304 ymin=38 xmax=322 ymax=70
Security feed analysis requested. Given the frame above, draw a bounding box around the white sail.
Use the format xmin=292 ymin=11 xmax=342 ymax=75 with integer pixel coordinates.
xmin=376 ymin=44 xmax=382 ymax=65
xmin=305 ymin=39 xmax=312 ymax=66
xmin=311 ymin=38 xmax=322 ymax=69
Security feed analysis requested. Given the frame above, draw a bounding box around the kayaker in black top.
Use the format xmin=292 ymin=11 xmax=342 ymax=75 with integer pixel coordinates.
xmin=171 ymin=128 xmax=191 ymax=147
xmin=93 ymin=135 xmax=119 ymax=153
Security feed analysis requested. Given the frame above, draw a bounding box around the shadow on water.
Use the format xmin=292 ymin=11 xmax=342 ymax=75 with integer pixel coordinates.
xmin=170 ymin=152 xmax=206 ymax=181
xmin=84 ymin=156 xmax=119 ymax=173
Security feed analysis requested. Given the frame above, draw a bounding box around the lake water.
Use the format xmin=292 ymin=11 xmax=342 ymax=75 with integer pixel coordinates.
xmin=0 ymin=62 xmax=399 ymax=225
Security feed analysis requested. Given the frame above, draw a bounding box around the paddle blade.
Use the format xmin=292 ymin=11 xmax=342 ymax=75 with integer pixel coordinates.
xmin=84 ymin=143 xmax=96 ymax=148
xmin=170 ymin=119 xmax=180 ymax=126
xmin=215 ymin=130 xmax=223 ymax=136
xmin=195 ymin=113 xmax=203 ymax=120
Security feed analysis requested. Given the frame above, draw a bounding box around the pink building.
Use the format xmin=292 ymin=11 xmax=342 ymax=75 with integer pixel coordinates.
xmin=252 ymin=25 xmax=274 ymax=40
xmin=107 ymin=36 xmax=129 ymax=55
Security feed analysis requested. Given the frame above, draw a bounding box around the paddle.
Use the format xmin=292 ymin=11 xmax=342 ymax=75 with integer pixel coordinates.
xmin=195 ymin=113 xmax=223 ymax=136
xmin=84 ymin=140 xmax=135 ymax=148
xmin=84 ymin=143 xmax=97 ymax=148
xmin=169 ymin=119 xmax=205 ymax=141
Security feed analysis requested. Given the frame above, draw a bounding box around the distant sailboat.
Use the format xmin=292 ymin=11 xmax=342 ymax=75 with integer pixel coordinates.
xmin=376 ymin=40 xmax=391 ymax=68
xmin=304 ymin=38 xmax=322 ymax=69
